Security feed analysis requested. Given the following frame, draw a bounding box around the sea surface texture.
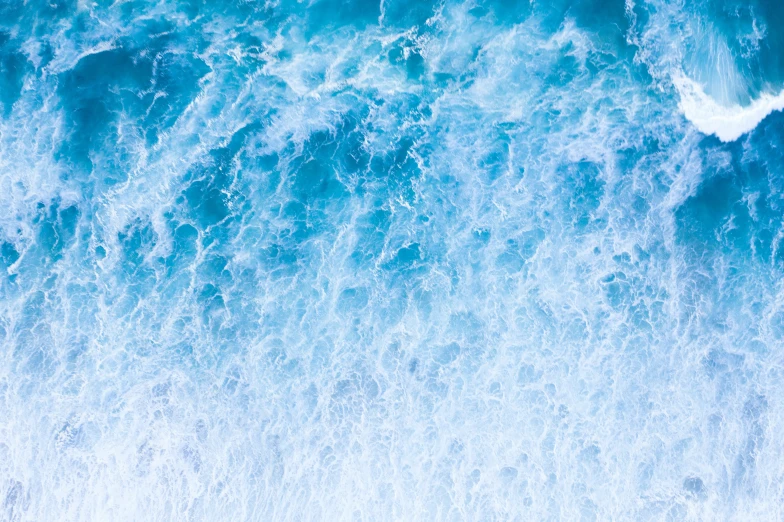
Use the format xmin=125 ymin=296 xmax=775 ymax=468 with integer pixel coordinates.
xmin=2 ymin=0 xmax=784 ymax=520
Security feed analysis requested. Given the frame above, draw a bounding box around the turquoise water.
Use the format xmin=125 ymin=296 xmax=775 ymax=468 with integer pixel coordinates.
xmin=1 ymin=0 xmax=784 ymax=520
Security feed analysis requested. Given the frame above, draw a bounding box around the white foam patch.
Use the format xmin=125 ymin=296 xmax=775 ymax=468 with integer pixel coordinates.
xmin=674 ymin=74 xmax=784 ymax=142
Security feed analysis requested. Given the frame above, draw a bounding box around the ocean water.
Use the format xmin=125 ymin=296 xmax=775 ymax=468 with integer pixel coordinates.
xmin=1 ymin=0 xmax=784 ymax=520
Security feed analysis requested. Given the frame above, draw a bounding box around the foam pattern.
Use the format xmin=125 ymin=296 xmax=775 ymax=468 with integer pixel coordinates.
xmin=1 ymin=1 xmax=784 ymax=520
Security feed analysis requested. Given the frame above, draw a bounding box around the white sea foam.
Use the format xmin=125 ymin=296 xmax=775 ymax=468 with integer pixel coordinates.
xmin=2 ymin=2 xmax=784 ymax=521
xmin=674 ymin=73 xmax=784 ymax=142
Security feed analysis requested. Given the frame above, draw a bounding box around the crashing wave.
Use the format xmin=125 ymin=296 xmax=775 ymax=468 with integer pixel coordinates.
xmin=674 ymin=73 xmax=784 ymax=142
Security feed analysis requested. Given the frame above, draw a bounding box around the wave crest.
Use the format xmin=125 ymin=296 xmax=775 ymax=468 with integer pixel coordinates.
xmin=674 ymin=74 xmax=784 ymax=142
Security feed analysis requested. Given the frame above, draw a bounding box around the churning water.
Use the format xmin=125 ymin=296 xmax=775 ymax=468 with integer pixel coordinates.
xmin=1 ymin=0 xmax=784 ymax=520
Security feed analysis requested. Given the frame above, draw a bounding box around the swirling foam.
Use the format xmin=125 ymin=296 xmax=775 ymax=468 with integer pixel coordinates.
xmin=1 ymin=1 xmax=783 ymax=521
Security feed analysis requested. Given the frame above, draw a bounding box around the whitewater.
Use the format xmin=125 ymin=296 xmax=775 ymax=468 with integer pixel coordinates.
xmin=1 ymin=0 xmax=784 ymax=520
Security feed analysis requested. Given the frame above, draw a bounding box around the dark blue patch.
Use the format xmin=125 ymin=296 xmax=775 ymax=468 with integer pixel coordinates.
xmin=58 ymin=36 xmax=208 ymax=172
xmin=31 ymin=201 xmax=80 ymax=263
xmin=0 ymin=33 xmax=29 ymax=117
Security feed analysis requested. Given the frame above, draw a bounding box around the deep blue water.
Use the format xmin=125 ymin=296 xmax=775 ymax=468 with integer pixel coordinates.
xmin=1 ymin=0 xmax=784 ymax=520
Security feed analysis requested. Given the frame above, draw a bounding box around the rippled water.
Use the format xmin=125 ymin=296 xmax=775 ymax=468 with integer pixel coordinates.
xmin=1 ymin=0 xmax=784 ymax=520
